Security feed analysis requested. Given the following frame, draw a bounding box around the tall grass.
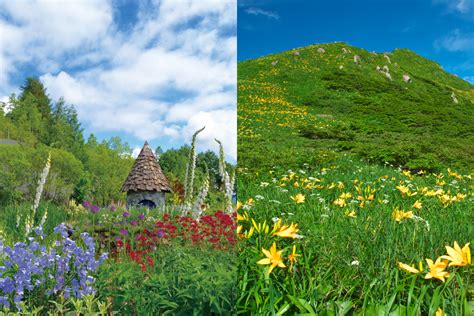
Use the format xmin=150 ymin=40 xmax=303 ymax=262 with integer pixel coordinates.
xmin=237 ymin=155 xmax=473 ymax=314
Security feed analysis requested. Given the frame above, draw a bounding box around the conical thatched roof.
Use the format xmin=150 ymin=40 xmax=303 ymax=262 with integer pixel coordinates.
xmin=121 ymin=142 xmax=171 ymax=193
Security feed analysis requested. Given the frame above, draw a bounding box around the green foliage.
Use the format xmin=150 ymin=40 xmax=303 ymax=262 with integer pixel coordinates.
xmin=0 ymin=202 xmax=70 ymax=243
xmin=160 ymin=145 xmax=226 ymax=197
xmin=83 ymin=139 xmax=134 ymax=205
xmin=0 ymin=145 xmax=32 ymax=203
xmin=96 ymin=245 xmax=236 ymax=315
xmin=49 ymin=97 xmax=86 ymax=161
xmin=0 ymin=78 xmax=137 ymax=206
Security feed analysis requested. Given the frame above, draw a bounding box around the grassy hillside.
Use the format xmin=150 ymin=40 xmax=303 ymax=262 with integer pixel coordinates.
xmin=238 ymin=42 xmax=474 ymax=172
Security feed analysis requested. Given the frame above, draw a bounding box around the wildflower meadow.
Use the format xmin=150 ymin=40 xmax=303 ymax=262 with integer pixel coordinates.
xmin=0 ymin=126 xmax=237 ymax=315
xmin=236 ymin=156 xmax=472 ymax=314
xmin=236 ymin=42 xmax=473 ymax=315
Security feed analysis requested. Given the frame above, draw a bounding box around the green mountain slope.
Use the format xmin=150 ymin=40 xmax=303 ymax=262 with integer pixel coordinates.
xmin=238 ymin=42 xmax=474 ymax=172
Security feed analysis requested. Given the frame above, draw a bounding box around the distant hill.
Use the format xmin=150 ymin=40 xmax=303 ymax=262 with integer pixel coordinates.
xmin=238 ymin=42 xmax=474 ymax=171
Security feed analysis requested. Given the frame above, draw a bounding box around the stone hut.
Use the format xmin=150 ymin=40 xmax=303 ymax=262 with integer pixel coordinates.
xmin=317 ymin=47 xmax=325 ymax=53
xmin=121 ymin=141 xmax=171 ymax=208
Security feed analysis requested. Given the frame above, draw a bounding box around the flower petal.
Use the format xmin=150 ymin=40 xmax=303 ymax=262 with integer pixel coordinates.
xmin=257 ymin=258 xmax=271 ymax=265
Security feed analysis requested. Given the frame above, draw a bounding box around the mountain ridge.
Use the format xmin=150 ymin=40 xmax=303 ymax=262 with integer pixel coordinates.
xmin=238 ymin=42 xmax=474 ymax=172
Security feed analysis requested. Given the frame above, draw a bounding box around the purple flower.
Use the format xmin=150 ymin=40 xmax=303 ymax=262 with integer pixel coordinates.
xmin=122 ymin=211 xmax=129 ymax=218
xmin=157 ymin=230 xmax=165 ymax=238
xmin=130 ymin=221 xmax=138 ymax=226
xmin=83 ymin=201 xmax=92 ymax=210
xmin=138 ymin=214 xmax=145 ymax=220
xmin=0 ymin=296 xmax=10 ymax=309
xmin=54 ymin=223 xmax=69 ymax=238
xmin=110 ymin=204 xmax=116 ymax=212
xmin=0 ymin=224 xmax=107 ymax=310
xmin=120 ymin=229 xmax=128 ymax=236
xmin=33 ymin=227 xmax=44 ymax=239
xmin=90 ymin=205 xmax=100 ymax=214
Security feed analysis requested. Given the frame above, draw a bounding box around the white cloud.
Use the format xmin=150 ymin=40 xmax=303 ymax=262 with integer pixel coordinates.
xmin=245 ymin=7 xmax=279 ymax=19
xmin=184 ymin=109 xmax=237 ymax=161
xmin=433 ymin=0 xmax=474 ymax=15
xmin=434 ymin=29 xmax=474 ymax=52
xmin=463 ymin=76 xmax=474 ymax=84
xmin=1 ymin=0 xmax=237 ymax=160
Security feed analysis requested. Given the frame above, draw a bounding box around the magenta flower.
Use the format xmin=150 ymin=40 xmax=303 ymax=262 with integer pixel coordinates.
xmin=90 ymin=205 xmax=100 ymax=214
xmin=120 ymin=229 xmax=128 ymax=236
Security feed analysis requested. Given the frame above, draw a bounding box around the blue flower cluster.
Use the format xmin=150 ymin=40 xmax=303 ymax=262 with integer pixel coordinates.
xmin=0 ymin=224 xmax=107 ymax=310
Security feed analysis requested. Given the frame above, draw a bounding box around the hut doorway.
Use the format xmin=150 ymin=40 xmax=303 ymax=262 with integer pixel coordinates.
xmin=138 ymin=199 xmax=156 ymax=208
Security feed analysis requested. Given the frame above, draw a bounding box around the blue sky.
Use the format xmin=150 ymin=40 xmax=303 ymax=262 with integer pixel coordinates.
xmin=0 ymin=0 xmax=237 ymax=160
xmin=238 ymin=0 xmax=474 ymax=83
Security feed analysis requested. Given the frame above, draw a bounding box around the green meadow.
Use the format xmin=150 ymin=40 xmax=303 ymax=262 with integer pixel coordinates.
xmin=237 ymin=43 xmax=473 ymax=315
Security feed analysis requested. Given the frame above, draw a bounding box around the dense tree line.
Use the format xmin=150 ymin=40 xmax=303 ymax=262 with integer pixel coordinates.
xmin=0 ymin=78 xmax=222 ymax=206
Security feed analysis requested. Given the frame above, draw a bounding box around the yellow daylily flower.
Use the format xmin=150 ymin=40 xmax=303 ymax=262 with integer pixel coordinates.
xmin=288 ymin=245 xmax=300 ymax=271
xmin=396 ymin=185 xmax=409 ymax=195
xmin=257 ymin=242 xmax=286 ymax=274
xmin=273 ymin=223 xmax=299 ymax=238
xmin=235 ymin=201 xmax=242 ymax=211
xmin=237 ymin=211 xmax=249 ymax=221
xmin=412 ymin=200 xmax=422 ymax=209
xmin=246 ymin=198 xmax=255 ymax=206
xmin=427 ymin=189 xmax=444 ymax=197
xmin=447 ymin=168 xmax=462 ymax=179
xmin=246 ymin=226 xmax=255 ymax=239
xmin=440 ymin=241 xmax=471 ymax=267
xmin=333 ymin=198 xmax=347 ymax=207
xmin=392 ymin=209 xmax=414 ymax=222
xmin=397 ymin=262 xmax=421 ymax=274
xmin=436 ymin=308 xmax=443 ymax=316
xmin=339 ymin=192 xmax=352 ymax=199
xmin=251 ymin=218 xmax=269 ymax=234
xmin=345 ymin=210 xmax=357 ymax=218
xmin=290 ymin=193 xmax=305 ymax=204
xmin=424 ymin=258 xmax=450 ymax=282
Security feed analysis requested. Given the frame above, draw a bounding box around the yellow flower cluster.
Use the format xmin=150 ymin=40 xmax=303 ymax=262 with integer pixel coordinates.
xmin=66 ymin=199 xmax=87 ymax=215
xmin=398 ymin=241 xmax=471 ymax=282
xmin=392 ymin=208 xmax=414 ymax=222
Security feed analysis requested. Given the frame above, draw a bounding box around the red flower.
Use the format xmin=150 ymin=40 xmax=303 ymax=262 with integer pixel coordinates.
xmin=146 ymin=256 xmax=154 ymax=267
